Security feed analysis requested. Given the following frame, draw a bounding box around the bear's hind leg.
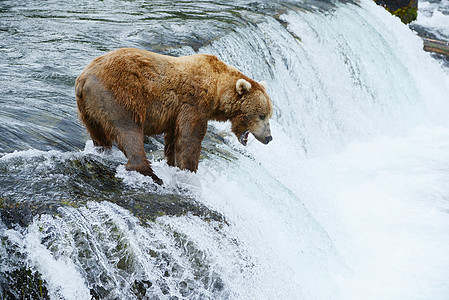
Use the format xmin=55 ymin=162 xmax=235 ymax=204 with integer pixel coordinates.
xmin=116 ymin=125 xmax=163 ymax=185
xmin=83 ymin=116 xmax=112 ymax=151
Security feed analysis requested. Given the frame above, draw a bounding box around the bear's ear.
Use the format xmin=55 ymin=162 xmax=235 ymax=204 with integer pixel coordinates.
xmin=259 ymin=81 xmax=268 ymax=90
xmin=236 ymin=79 xmax=252 ymax=95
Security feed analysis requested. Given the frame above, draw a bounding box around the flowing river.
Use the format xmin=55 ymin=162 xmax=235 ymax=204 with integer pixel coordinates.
xmin=1 ymin=0 xmax=449 ymax=299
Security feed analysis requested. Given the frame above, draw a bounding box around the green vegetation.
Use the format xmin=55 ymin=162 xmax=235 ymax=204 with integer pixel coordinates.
xmin=374 ymin=0 xmax=418 ymax=24
xmin=391 ymin=6 xmax=418 ymax=24
xmin=1 ymin=268 xmax=49 ymax=299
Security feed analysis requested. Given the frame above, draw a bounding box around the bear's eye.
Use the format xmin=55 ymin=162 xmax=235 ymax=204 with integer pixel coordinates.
xmin=259 ymin=114 xmax=266 ymax=120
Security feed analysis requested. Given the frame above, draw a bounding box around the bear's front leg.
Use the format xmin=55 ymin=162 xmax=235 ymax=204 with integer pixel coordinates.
xmin=164 ymin=129 xmax=176 ymax=167
xmin=173 ymin=105 xmax=207 ymax=172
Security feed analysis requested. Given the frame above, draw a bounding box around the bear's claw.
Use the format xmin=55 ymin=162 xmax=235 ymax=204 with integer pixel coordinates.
xmin=126 ymin=164 xmax=164 ymax=185
xmin=151 ymin=174 xmax=164 ymax=186
xmin=142 ymin=170 xmax=163 ymax=186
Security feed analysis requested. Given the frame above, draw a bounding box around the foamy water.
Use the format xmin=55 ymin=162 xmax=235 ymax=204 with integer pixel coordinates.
xmin=414 ymin=0 xmax=449 ymax=40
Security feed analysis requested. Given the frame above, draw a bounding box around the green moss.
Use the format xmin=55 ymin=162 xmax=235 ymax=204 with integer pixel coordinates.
xmin=392 ymin=6 xmax=417 ymax=24
xmin=374 ymin=0 xmax=418 ymax=24
xmin=39 ymin=278 xmax=44 ymax=298
xmin=1 ymin=268 xmax=49 ymax=299
xmin=59 ymin=200 xmax=79 ymax=208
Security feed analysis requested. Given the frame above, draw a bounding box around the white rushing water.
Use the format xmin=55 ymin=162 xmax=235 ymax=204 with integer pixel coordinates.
xmin=414 ymin=0 xmax=449 ymax=40
xmin=200 ymin=1 xmax=449 ymax=298
xmin=2 ymin=0 xmax=449 ymax=299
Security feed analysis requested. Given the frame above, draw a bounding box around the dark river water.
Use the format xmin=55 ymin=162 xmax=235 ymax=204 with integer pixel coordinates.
xmin=1 ymin=0 xmax=244 ymax=153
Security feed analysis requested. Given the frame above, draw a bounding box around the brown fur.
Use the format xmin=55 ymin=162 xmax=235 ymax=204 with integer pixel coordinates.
xmin=75 ymin=48 xmax=273 ymax=184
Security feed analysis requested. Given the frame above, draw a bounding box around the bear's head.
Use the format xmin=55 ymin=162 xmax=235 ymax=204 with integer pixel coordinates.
xmin=231 ymin=78 xmax=273 ymax=146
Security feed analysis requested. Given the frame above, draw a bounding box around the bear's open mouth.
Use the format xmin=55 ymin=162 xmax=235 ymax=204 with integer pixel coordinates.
xmin=239 ymin=131 xmax=249 ymax=146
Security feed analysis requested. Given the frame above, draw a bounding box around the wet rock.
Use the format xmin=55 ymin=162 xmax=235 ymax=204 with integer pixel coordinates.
xmin=0 ymin=268 xmax=49 ymax=300
xmin=374 ymin=0 xmax=418 ymax=24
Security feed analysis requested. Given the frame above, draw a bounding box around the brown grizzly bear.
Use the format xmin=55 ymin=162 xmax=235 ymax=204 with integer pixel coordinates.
xmin=75 ymin=48 xmax=273 ymax=185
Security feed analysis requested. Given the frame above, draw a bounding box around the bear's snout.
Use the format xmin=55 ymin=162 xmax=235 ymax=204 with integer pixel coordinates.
xmin=265 ymin=136 xmax=273 ymax=144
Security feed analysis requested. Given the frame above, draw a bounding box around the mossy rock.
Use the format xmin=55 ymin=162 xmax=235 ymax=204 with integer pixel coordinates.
xmin=0 ymin=268 xmax=49 ymax=299
xmin=374 ymin=0 xmax=418 ymax=24
xmin=392 ymin=6 xmax=418 ymax=24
